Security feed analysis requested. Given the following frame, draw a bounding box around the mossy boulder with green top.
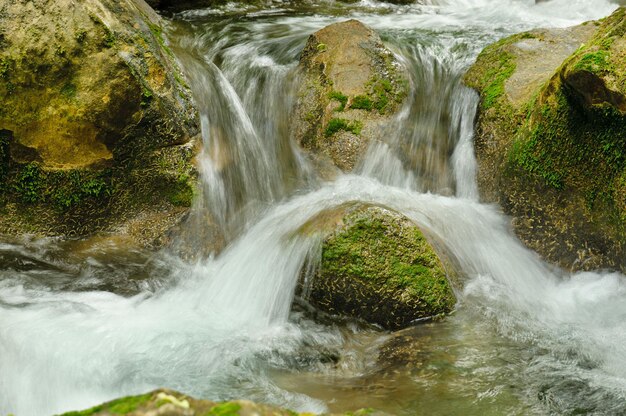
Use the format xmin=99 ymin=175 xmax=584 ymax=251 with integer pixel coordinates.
xmin=291 ymin=20 xmax=408 ymax=176
xmin=58 ymin=388 xmax=388 ymax=416
xmin=464 ymin=7 xmax=626 ymax=271
xmin=0 ymin=0 xmax=199 ymax=247
xmin=301 ymin=204 xmax=456 ymax=330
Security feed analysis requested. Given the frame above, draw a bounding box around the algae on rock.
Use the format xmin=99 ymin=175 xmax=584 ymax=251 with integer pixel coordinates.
xmin=465 ymin=7 xmax=626 ymax=271
xmin=58 ymin=388 xmax=387 ymax=416
xmin=291 ymin=19 xmax=408 ymax=175
xmin=301 ymin=204 xmax=456 ymax=330
xmin=0 ymin=0 xmax=199 ymax=247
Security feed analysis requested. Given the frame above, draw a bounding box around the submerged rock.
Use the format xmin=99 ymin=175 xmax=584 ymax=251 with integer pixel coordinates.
xmin=300 ymin=204 xmax=457 ymax=330
xmin=0 ymin=0 xmax=199 ymax=247
xmin=464 ymin=8 xmax=626 ymax=271
xmin=58 ymin=388 xmax=388 ymax=416
xmin=291 ymin=20 xmax=408 ymax=176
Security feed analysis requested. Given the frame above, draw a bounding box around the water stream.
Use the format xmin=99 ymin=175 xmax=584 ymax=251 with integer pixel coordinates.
xmin=1 ymin=0 xmax=625 ymax=415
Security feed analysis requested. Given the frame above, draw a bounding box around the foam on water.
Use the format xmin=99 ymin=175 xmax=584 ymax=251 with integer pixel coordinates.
xmin=1 ymin=0 xmax=625 ymax=414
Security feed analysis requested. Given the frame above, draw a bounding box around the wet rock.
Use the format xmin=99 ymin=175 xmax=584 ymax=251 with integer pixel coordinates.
xmin=58 ymin=388 xmax=386 ymax=416
xmin=464 ymin=8 xmax=626 ymax=271
xmin=291 ymin=20 xmax=408 ymax=176
xmin=300 ymin=204 xmax=457 ymax=330
xmin=0 ymin=0 xmax=199 ymax=247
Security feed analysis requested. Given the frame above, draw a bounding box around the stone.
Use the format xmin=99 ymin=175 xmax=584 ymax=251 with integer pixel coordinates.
xmin=0 ymin=0 xmax=200 ymax=247
xmin=291 ymin=20 xmax=408 ymax=176
xmin=58 ymin=388 xmax=389 ymax=416
xmin=464 ymin=8 xmax=626 ymax=271
xmin=299 ymin=204 xmax=457 ymax=330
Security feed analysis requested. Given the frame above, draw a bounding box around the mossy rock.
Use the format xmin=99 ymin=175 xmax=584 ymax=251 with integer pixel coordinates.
xmin=302 ymin=204 xmax=456 ymax=330
xmin=291 ymin=20 xmax=408 ymax=176
xmin=0 ymin=0 xmax=199 ymax=247
xmin=57 ymin=388 xmax=389 ymax=416
xmin=464 ymin=8 xmax=626 ymax=271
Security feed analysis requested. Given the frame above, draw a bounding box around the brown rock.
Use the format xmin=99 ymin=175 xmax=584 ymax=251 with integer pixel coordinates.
xmin=291 ymin=20 xmax=408 ymax=176
xmin=0 ymin=0 xmax=199 ymax=247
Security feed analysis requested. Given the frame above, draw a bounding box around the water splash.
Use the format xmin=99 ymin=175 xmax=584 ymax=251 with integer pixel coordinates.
xmin=0 ymin=0 xmax=624 ymax=415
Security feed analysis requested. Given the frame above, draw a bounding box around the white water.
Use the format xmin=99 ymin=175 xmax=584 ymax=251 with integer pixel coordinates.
xmin=1 ymin=0 xmax=625 ymax=415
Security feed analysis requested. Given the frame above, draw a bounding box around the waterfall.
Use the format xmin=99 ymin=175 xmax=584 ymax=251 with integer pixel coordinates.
xmin=0 ymin=0 xmax=624 ymax=415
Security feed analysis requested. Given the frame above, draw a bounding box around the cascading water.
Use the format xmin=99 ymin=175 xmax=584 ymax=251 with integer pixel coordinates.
xmin=1 ymin=0 xmax=625 ymax=415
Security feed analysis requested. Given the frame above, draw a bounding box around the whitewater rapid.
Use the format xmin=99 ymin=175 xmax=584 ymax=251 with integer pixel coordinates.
xmin=1 ymin=0 xmax=625 ymax=415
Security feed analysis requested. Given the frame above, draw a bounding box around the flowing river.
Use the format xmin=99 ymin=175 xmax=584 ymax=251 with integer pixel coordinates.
xmin=1 ymin=0 xmax=625 ymax=415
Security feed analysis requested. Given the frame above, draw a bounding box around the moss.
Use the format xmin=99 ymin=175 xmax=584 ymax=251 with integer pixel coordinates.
xmin=0 ymin=57 xmax=13 ymax=79
xmin=166 ymin=174 xmax=195 ymax=207
xmin=366 ymin=76 xmax=403 ymax=114
xmin=59 ymin=392 xmax=152 ymax=416
xmin=508 ymin=85 xmax=626 ymax=204
xmin=10 ymin=163 xmax=112 ymax=210
xmin=148 ymin=22 xmax=174 ymax=58
xmin=463 ymin=32 xmax=534 ymax=111
xmin=350 ymin=95 xmax=373 ymax=111
xmin=75 ymin=29 xmax=87 ymax=43
xmin=204 ymin=402 xmax=242 ymax=416
xmin=140 ymin=88 xmax=153 ymax=107
xmin=13 ymin=163 xmax=43 ymax=203
xmin=328 ymin=90 xmax=348 ymax=111
xmin=0 ymin=130 xmax=10 ymax=189
xmin=324 ymin=118 xmax=362 ymax=137
xmin=317 ymin=207 xmax=455 ymax=327
xmin=573 ymin=50 xmax=613 ymax=74
xmin=61 ymin=82 xmax=77 ymax=99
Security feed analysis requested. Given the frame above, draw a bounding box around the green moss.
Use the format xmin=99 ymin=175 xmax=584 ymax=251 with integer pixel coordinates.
xmin=365 ymin=76 xmax=403 ymax=114
xmin=204 ymin=402 xmax=242 ymax=416
xmin=89 ymin=13 xmax=115 ymax=49
xmin=463 ymin=32 xmax=533 ymax=111
xmin=573 ymin=50 xmax=613 ymax=74
xmin=148 ymin=22 xmax=174 ymax=58
xmin=321 ymin=208 xmax=455 ymax=319
xmin=166 ymin=174 xmax=195 ymax=207
xmin=140 ymin=88 xmax=153 ymax=107
xmin=481 ymin=51 xmax=516 ymax=110
xmin=0 ymin=57 xmax=13 ymax=79
xmin=0 ymin=130 xmax=10 ymax=189
xmin=10 ymin=163 xmax=111 ymax=210
xmin=324 ymin=118 xmax=362 ymax=137
xmin=328 ymin=90 xmax=348 ymax=111
xmin=13 ymin=163 xmax=43 ymax=203
xmin=75 ymin=29 xmax=87 ymax=43
xmin=509 ymin=128 xmax=563 ymax=189
xmin=61 ymin=82 xmax=77 ymax=99
xmin=59 ymin=392 xmax=152 ymax=416
xmin=350 ymin=95 xmax=373 ymax=111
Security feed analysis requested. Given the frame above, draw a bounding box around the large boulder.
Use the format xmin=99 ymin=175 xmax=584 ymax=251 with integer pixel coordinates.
xmin=300 ymin=204 xmax=457 ymax=330
xmin=0 ymin=0 xmax=199 ymax=247
xmin=291 ymin=20 xmax=408 ymax=175
xmin=59 ymin=389 xmax=387 ymax=416
xmin=464 ymin=8 xmax=626 ymax=271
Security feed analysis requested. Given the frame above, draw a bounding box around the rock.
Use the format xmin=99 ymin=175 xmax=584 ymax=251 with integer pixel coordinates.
xmin=0 ymin=0 xmax=199 ymax=247
xmin=300 ymin=204 xmax=457 ymax=330
xmin=464 ymin=8 xmax=626 ymax=271
xmin=291 ymin=20 xmax=408 ymax=176
xmin=58 ymin=388 xmax=388 ymax=416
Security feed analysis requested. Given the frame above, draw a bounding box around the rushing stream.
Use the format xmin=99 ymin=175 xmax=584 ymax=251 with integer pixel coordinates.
xmin=1 ymin=0 xmax=625 ymax=415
